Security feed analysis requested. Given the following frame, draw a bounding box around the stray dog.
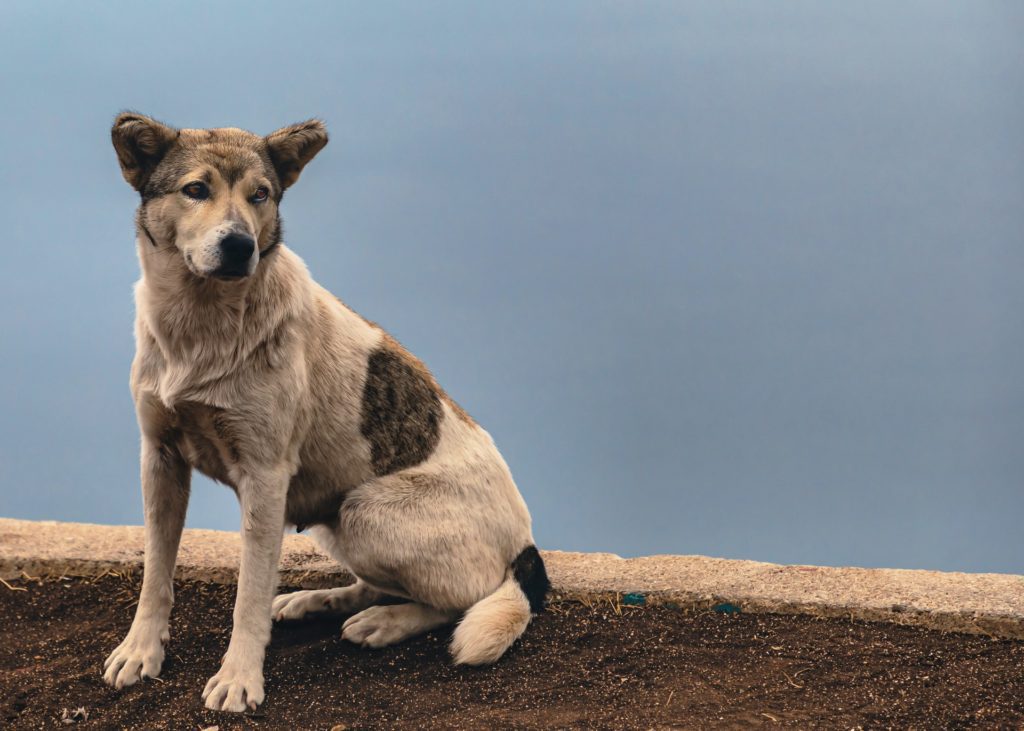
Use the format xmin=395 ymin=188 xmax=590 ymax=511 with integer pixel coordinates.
xmin=102 ymin=113 xmax=549 ymax=712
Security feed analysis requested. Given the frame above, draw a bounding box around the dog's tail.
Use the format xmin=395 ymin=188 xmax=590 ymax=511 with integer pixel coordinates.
xmin=450 ymin=545 xmax=550 ymax=665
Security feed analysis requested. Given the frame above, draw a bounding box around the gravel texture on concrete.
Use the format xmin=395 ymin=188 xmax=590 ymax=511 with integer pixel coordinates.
xmin=1 ymin=518 xmax=1021 ymax=639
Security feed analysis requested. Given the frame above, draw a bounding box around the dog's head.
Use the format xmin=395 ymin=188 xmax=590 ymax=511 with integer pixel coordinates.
xmin=111 ymin=113 xmax=327 ymax=280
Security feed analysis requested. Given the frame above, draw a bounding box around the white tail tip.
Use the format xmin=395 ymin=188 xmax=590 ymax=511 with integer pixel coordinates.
xmin=450 ymin=576 xmax=531 ymax=666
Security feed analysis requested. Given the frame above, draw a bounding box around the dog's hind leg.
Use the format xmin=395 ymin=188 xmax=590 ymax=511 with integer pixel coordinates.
xmin=272 ymin=580 xmax=385 ymax=621
xmin=341 ymin=603 xmax=457 ymax=648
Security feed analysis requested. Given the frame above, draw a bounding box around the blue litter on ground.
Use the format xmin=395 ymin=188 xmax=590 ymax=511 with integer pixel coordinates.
xmin=712 ymin=602 xmax=741 ymax=614
xmin=622 ymin=593 xmax=646 ymax=606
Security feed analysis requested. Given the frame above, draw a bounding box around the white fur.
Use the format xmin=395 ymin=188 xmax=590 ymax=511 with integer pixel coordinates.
xmin=342 ymin=603 xmax=457 ymax=648
xmin=450 ymin=575 xmax=532 ymax=666
xmin=271 ymin=581 xmax=384 ymax=621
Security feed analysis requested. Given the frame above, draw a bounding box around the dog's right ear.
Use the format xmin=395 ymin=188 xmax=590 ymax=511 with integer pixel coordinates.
xmin=111 ymin=112 xmax=178 ymax=192
xmin=265 ymin=119 xmax=329 ymax=190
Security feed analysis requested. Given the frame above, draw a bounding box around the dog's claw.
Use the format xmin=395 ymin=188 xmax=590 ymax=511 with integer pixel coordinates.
xmin=202 ymin=663 xmax=264 ymax=713
xmin=103 ymin=627 xmax=166 ymax=690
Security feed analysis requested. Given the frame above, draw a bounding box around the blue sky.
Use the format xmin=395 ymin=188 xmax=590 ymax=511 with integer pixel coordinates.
xmin=1 ymin=2 xmax=1021 ymax=572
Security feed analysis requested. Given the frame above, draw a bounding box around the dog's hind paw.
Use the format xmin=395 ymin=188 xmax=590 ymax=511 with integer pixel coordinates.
xmin=341 ymin=603 xmax=454 ymax=648
xmin=272 ymin=583 xmax=383 ymax=621
xmin=202 ymin=663 xmax=264 ymax=712
xmin=271 ymin=589 xmax=327 ymax=621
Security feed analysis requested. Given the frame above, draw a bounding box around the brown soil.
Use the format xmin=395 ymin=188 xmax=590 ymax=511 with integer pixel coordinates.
xmin=0 ymin=575 xmax=1022 ymax=729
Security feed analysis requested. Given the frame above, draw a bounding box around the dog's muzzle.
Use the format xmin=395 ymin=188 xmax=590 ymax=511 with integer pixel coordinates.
xmin=214 ymin=233 xmax=257 ymax=279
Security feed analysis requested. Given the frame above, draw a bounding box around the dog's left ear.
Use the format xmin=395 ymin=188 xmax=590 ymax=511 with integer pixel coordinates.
xmin=265 ymin=119 xmax=329 ymax=190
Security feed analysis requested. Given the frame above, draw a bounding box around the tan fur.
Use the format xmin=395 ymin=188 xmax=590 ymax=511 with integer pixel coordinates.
xmin=450 ymin=575 xmax=532 ymax=665
xmin=102 ymin=114 xmax=545 ymax=713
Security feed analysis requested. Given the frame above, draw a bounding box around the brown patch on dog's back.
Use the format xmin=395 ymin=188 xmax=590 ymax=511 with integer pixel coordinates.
xmin=360 ymin=337 xmax=444 ymax=476
xmin=379 ymin=333 xmax=476 ymax=427
xmin=343 ymin=298 xmax=477 ymax=430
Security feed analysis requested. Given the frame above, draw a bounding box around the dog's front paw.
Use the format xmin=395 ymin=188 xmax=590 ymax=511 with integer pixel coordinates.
xmin=102 ymin=625 xmax=168 ymax=689
xmin=202 ymin=663 xmax=265 ymax=712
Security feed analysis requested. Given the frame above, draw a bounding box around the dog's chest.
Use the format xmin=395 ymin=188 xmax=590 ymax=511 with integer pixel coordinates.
xmin=169 ymin=402 xmax=242 ymax=486
xmin=165 ymin=400 xmax=352 ymax=526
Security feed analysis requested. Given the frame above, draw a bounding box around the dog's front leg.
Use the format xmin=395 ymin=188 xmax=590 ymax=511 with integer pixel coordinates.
xmin=202 ymin=467 xmax=289 ymax=712
xmin=103 ymin=439 xmax=190 ymax=688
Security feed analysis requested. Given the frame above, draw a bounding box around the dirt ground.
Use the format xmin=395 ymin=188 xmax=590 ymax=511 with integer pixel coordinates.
xmin=0 ymin=574 xmax=1021 ymax=729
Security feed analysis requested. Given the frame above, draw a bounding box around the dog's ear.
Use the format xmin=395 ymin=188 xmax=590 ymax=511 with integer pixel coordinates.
xmin=265 ymin=119 xmax=328 ymax=190
xmin=111 ymin=112 xmax=178 ymax=192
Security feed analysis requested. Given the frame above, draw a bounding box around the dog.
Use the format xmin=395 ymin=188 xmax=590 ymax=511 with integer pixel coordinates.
xmin=101 ymin=113 xmax=549 ymax=713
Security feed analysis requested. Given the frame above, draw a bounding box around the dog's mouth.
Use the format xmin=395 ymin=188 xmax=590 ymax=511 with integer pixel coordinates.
xmin=184 ymin=253 xmax=251 ymax=282
xmin=211 ymin=271 xmax=249 ymax=282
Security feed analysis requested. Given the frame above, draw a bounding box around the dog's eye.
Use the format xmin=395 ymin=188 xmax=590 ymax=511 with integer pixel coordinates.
xmin=251 ymin=186 xmax=270 ymax=203
xmin=182 ymin=182 xmax=209 ymax=200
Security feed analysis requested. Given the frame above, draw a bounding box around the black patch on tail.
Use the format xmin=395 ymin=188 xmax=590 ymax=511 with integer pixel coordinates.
xmin=512 ymin=545 xmax=550 ymax=614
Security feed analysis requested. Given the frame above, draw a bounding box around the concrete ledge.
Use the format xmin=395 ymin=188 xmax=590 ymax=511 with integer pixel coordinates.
xmin=2 ymin=518 xmax=1022 ymax=640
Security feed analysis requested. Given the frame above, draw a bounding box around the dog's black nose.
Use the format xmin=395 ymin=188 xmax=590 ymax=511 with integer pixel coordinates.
xmin=218 ymin=233 xmax=256 ymax=272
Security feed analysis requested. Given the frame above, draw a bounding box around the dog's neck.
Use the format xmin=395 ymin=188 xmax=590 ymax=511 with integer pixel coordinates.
xmin=134 ymin=229 xmax=300 ymax=373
